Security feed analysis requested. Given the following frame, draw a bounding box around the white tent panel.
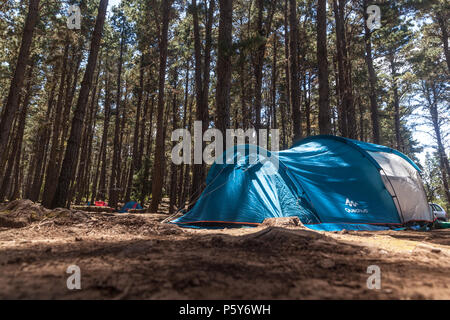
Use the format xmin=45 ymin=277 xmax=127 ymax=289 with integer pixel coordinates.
xmin=368 ymin=151 xmax=432 ymax=223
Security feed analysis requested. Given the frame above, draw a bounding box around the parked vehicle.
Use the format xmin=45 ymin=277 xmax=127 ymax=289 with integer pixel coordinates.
xmin=429 ymin=203 xmax=448 ymax=222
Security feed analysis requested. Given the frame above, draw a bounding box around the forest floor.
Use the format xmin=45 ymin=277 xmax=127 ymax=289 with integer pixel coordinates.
xmin=0 ymin=200 xmax=449 ymax=300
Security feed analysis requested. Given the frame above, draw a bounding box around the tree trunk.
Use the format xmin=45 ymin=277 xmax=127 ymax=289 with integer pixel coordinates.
xmin=82 ymin=70 xmax=102 ymax=202
xmin=190 ymin=0 xmax=213 ymax=207
xmin=429 ymin=82 xmax=450 ymax=204
xmin=109 ymin=24 xmax=126 ymax=209
xmin=435 ymin=11 xmax=450 ymax=72
xmin=75 ymin=58 xmax=102 ymax=204
xmin=289 ymin=0 xmax=302 ymax=142
xmin=97 ymin=72 xmax=112 ymax=201
xmin=363 ymin=0 xmax=380 ymax=143
xmin=150 ymin=0 xmax=172 ymax=212
xmin=333 ymin=0 xmax=356 ymax=139
xmin=333 ymin=0 xmax=346 ymax=137
xmin=51 ymin=0 xmax=108 ymax=209
xmin=141 ymin=94 xmax=155 ymax=204
xmin=303 ymin=73 xmax=312 ymax=136
xmin=135 ymin=55 xmax=145 ymax=171
xmin=169 ymin=68 xmax=179 ymax=214
xmin=28 ymin=70 xmax=59 ymax=202
xmin=42 ymin=40 xmax=70 ymax=207
xmin=178 ymin=62 xmax=190 ymax=209
xmin=0 ymin=0 xmax=40 ymax=157
xmin=0 ymin=62 xmax=34 ymax=201
xmin=118 ymin=80 xmax=129 ymax=201
xmin=216 ymin=0 xmax=233 ymax=153
xmin=271 ymin=31 xmax=278 ymax=129
xmin=282 ymin=0 xmax=290 ymax=148
xmin=389 ymin=53 xmax=402 ymax=151
xmin=125 ymin=56 xmax=145 ymax=203
xmin=317 ymin=0 xmax=331 ymax=134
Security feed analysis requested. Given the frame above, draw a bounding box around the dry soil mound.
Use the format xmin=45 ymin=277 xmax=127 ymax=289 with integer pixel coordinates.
xmin=0 ymin=199 xmax=91 ymax=228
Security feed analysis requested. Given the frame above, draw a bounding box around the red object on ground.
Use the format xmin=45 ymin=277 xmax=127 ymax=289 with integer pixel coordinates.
xmin=95 ymin=201 xmax=106 ymax=207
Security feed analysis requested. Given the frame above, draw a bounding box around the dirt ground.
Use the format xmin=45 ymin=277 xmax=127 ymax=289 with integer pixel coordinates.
xmin=0 ymin=200 xmax=449 ymax=300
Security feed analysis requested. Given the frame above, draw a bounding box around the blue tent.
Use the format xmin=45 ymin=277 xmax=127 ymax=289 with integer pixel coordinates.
xmin=172 ymin=135 xmax=433 ymax=231
xmin=119 ymin=201 xmax=143 ymax=213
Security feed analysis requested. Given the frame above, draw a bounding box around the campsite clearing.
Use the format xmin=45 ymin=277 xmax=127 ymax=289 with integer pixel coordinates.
xmin=0 ymin=209 xmax=449 ymax=299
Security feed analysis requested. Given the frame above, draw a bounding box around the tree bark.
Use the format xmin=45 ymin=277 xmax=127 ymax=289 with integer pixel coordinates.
xmin=150 ymin=0 xmax=172 ymax=212
xmin=363 ymin=0 xmax=380 ymax=143
xmin=289 ymin=0 xmax=302 ymax=142
xmin=42 ymin=40 xmax=70 ymax=207
xmin=0 ymin=62 xmax=34 ymax=201
xmin=178 ymin=62 xmax=190 ymax=209
xmin=0 ymin=0 xmax=40 ymax=158
xmin=389 ymin=53 xmax=402 ymax=151
xmin=435 ymin=11 xmax=450 ymax=72
xmin=317 ymin=0 xmax=331 ymax=134
xmin=51 ymin=0 xmax=108 ymax=209
xmin=271 ymin=31 xmax=278 ymax=129
xmin=428 ymin=82 xmax=450 ymax=204
xmin=109 ymin=24 xmax=126 ymax=209
xmin=125 ymin=55 xmax=146 ymax=203
xmin=28 ymin=70 xmax=59 ymax=202
xmin=190 ymin=0 xmax=214 ymax=207
xmin=169 ymin=68 xmax=179 ymax=214
xmin=75 ymin=58 xmax=102 ymax=204
xmin=97 ymin=72 xmax=112 ymax=201
xmin=216 ymin=0 xmax=233 ymax=153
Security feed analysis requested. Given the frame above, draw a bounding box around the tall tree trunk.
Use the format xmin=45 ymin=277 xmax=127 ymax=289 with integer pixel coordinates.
xmin=363 ymin=0 xmax=380 ymax=143
xmin=254 ymin=0 xmax=264 ymax=130
xmin=190 ymin=0 xmax=213 ymax=207
xmin=82 ymin=71 xmax=102 ymax=202
xmin=282 ymin=0 xmax=290 ymax=148
xmin=428 ymin=82 xmax=450 ymax=204
xmin=178 ymin=62 xmax=190 ymax=209
xmin=389 ymin=53 xmax=402 ymax=151
xmin=216 ymin=0 xmax=233 ymax=153
xmin=118 ymin=80 xmax=129 ymax=201
xmin=42 ymin=40 xmax=70 ymax=207
xmin=169 ymin=68 xmax=179 ymax=214
xmin=303 ymin=73 xmax=312 ymax=136
xmin=150 ymin=0 xmax=172 ymax=212
xmin=271 ymin=31 xmax=278 ymax=129
xmin=125 ymin=56 xmax=146 ymax=203
xmin=109 ymin=25 xmax=126 ymax=209
xmin=435 ymin=11 xmax=450 ymax=72
xmin=135 ymin=55 xmax=145 ymax=171
xmin=0 ymin=62 xmax=34 ymax=201
xmin=141 ymin=94 xmax=155 ymax=204
xmin=317 ymin=0 xmax=331 ymax=134
xmin=28 ymin=70 xmax=59 ymax=202
xmin=239 ymin=48 xmax=248 ymax=129
xmin=58 ymin=49 xmax=83 ymax=170
xmin=253 ymin=0 xmax=275 ymax=131
xmin=51 ymin=0 xmax=108 ymax=209
xmin=91 ymin=140 xmax=103 ymax=204
xmin=0 ymin=0 xmax=40 ymax=158
xmin=289 ymin=0 xmax=302 ymax=142
xmin=333 ymin=0 xmax=356 ymax=139
xmin=333 ymin=0 xmax=346 ymax=137
xmin=97 ymin=73 xmax=112 ymax=201
xmin=75 ymin=59 xmax=102 ymax=204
